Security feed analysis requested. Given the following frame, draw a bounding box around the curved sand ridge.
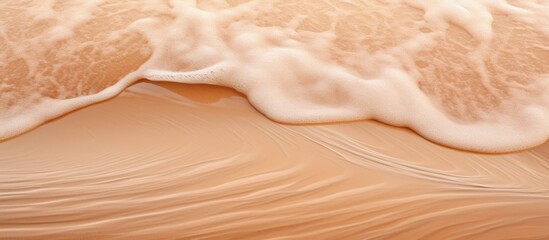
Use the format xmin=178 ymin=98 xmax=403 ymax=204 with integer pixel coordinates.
xmin=1 ymin=83 xmax=549 ymax=239
xmin=1 ymin=0 xmax=548 ymax=152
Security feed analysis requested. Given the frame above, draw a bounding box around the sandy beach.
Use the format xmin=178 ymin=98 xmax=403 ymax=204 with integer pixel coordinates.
xmin=2 ymin=0 xmax=549 ymax=238
xmin=1 ymin=82 xmax=548 ymax=239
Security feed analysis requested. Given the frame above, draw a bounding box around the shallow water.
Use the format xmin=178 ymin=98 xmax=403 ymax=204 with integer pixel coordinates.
xmin=1 ymin=0 xmax=549 ymax=239
xmin=1 ymin=0 xmax=548 ymax=151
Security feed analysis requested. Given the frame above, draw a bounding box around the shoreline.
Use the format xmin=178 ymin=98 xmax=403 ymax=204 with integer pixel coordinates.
xmin=1 ymin=82 xmax=548 ymax=239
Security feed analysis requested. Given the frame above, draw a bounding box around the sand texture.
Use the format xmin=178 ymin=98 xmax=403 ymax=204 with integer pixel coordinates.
xmin=1 ymin=83 xmax=548 ymax=239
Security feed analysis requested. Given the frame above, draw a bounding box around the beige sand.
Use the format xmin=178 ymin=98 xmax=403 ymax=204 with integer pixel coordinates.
xmin=1 ymin=82 xmax=548 ymax=239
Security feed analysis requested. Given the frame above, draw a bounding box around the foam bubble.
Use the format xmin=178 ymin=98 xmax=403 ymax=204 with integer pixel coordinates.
xmin=1 ymin=0 xmax=548 ymax=152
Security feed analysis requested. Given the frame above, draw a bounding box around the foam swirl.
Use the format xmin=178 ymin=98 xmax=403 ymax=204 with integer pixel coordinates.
xmin=0 ymin=0 xmax=548 ymax=152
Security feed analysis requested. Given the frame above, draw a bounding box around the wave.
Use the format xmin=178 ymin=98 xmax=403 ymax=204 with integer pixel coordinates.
xmin=1 ymin=0 xmax=548 ymax=152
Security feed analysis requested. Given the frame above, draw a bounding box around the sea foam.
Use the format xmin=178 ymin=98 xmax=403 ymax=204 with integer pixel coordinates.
xmin=0 ymin=0 xmax=548 ymax=152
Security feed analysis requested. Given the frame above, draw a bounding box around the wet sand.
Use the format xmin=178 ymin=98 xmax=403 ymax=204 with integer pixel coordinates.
xmin=1 ymin=82 xmax=548 ymax=239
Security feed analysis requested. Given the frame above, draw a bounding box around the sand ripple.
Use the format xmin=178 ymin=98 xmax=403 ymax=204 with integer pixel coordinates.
xmin=1 ymin=83 xmax=548 ymax=239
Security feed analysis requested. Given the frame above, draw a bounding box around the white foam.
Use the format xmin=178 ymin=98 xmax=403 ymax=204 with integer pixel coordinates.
xmin=1 ymin=0 xmax=548 ymax=152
